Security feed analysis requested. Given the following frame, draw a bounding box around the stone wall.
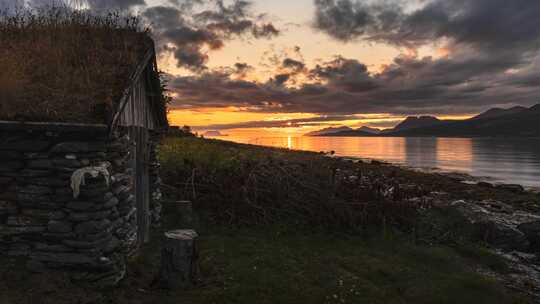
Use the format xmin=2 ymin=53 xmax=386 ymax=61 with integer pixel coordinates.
xmin=0 ymin=122 xmax=162 ymax=285
xmin=149 ymin=130 xmax=163 ymax=227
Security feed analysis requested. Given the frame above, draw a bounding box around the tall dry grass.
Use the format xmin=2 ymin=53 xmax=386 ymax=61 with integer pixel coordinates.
xmin=0 ymin=7 xmax=151 ymax=123
xmin=159 ymin=137 xmax=422 ymax=232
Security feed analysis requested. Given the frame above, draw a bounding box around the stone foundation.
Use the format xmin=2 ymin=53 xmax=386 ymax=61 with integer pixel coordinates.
xmin=0 ymin=122 xmax=162 ymax=285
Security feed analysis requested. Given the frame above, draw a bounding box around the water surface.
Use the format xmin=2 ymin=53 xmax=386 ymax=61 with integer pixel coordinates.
xmin=213 ymin=136 xmax=540 ymax=188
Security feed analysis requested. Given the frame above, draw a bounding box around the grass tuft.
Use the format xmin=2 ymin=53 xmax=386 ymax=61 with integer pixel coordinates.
xmin=0 ymin=6 xmax=151 ymax=123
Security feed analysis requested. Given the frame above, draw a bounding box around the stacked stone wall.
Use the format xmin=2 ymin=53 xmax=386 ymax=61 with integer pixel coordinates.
xmin=0 ymin=123 xmax=161 ymax=285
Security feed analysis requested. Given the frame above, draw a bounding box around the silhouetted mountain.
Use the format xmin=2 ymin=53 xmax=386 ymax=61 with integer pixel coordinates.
xmin=318 ymin=129 xmax=375 ymax=137
xmin=304 ymin=126 xmax=353 ymax=136
xmin=393 ymin=104 xmax=540 ymax=137
xmin=393 ymin=116 xmax=443 ymax=131
xmin=204 ymin=130 xmax=228 ymax=137
xmin=358 ymin=126 xmax=382 ymax=134
xmin=472 ymin=106 xmax=527 ymax=120
xmin=312 ymin=104 xmax=540 ymax=138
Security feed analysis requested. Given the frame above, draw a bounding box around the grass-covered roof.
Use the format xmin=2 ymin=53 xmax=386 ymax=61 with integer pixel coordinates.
xmin=0 ymin=7 xmax=158 ymax=124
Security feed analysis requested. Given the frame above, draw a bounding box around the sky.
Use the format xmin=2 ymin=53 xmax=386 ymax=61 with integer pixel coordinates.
xmin=6 ymin=0 xmax=540 ymax=135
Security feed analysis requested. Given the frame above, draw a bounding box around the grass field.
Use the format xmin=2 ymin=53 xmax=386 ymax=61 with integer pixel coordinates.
xmin=2 ymin=136 xmax=538 ymax=303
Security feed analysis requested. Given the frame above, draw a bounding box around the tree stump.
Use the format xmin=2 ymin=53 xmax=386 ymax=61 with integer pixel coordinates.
xmin=159 ymin=229 xmax=199 ymax=289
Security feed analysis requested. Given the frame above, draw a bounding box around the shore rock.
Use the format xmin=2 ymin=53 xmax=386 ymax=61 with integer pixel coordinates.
xmin=450 ymin=200 xmax=538 ymax=252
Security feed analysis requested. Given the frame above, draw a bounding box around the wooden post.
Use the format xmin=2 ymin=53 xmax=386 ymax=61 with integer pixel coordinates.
xmin=159 ymin=229 xmax=199 ymax=289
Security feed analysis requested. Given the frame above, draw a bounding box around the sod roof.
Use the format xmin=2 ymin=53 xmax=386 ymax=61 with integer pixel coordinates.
xmin=0 ymin=8 xmax=163 ymax=125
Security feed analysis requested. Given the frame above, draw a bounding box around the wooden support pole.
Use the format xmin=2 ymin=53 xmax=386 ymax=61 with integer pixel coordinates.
xmin=159 ymin=229 xmax=199 ymax=289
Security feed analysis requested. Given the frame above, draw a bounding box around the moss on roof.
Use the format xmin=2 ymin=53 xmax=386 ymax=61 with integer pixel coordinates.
xmin=0 ymin=8 xmax=155 ymax=124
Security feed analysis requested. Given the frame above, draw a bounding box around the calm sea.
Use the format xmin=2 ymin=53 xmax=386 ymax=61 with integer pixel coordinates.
xmin=211 ymin=136 xmax=540 ymax=188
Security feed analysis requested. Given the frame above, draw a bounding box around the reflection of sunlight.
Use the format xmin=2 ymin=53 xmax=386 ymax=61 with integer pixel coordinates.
xmin=436 ymin=138 xmax=473 ymax=172
xmin=287 ymin=136 xmax=293 ymax=149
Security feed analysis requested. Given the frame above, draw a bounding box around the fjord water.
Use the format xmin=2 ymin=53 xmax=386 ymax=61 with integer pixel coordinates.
xmin=216 ymin=136 xmax=540 ymax=188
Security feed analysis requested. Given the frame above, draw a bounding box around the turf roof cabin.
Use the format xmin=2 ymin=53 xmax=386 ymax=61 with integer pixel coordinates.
xmin=0 ymin=11 xmax=168 ymax=285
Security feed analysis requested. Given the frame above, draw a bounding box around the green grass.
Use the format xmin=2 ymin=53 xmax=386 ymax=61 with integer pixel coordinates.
xmin=1 ymin=136 xmax=535 ymax=303
xmin=106 ymin=224 xmax=522 ymax=304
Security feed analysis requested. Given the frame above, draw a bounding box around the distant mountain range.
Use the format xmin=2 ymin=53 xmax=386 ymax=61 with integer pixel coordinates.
xmin=204 ymin=130 xmax=228 ymax=137
xmin=304 ymin=126 xmax=354 ymax=136
xmin=307 ymin=104 xmax=540 ymax=138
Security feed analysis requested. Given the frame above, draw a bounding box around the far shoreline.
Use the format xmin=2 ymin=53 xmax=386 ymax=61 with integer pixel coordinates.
xmin=207 ymin=135 xmax=540 ymax=192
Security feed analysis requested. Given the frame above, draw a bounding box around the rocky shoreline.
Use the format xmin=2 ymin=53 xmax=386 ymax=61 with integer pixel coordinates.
xmin=335 ymin=155 xmax=540 ymax=300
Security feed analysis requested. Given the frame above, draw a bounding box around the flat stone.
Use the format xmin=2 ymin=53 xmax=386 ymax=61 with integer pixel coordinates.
xmin=66 ymin=201 xmax=100 ymax=211
xmin=7 ymin=216 xmax=42 ymax=227
xmin=16 ymin=192 xmax=49 ymax=203
xmin=49 ymin=211 xmax=67 ymax=220
xmin=0 ymin=151 xmax=23 ymax=159
xmin=23 ymin=153 xmax=49 ymax=160
xmin=79 ymin=186 xmax=110 ymax=200
xmin=65 ymin=154 xmax=77 ymax=160
xmin=68 ymin=210 xmax=111 ymax=222
xmin=31 ymin=252 xmax=96 ymax=265
xmin=21 ymin=209 xmax=54 ymax=220
xmin=115 ymin=224 xmax=135 ymax=238
xmin=0 ymin=226 xmax=46 ymax=235
xmin=27 ymin=159 xmax=54 ymax=169
xmin=18 ymin=185 xmax=52 ymax=195
xmin=518 ymin=221 xmax=540 ymax=252
xmin=477 ymin=182 xmax=494 ymax=188
xmin=119 ymin=194 xmax=135 ymax=207
xmin=450 ymin=200 xmax=531 ymax=251
xmin=103 ymin=197 xmax=119 ymax=209
xmin=48 ymin=221 xmax=73 ymax=233
xmin=23 ymin=177 xmax=67 ymax=187
xmin=18 ymin=200 xmax=61 ymax=211
xmin=497 ymin=184 xmax=525 ymax=193
xmin=112 ymin=185 xmax=129 ymax=197
xmin=104 ymin=237 xmax=121 ymax=253
xmin=17 ymin=170 xmax=51 ymax=178
xmin=75 ymin=219 xmax=111 ymax=235
xmin=50 ymin=142 xmax=107 ymax=153
xmin=35 ymin=243 xmax=71 ymax=252
xmin=0 ymin=161 xmax=24 ymax=172
xmin=52 ymin=159 xmax=82 ymax=168
xmin=42 ymin=232 xmax=76 ymax=242
xmin=64 ymin=235 xmax=112 ymax=249
xmin=7 ymin=243 xmax=31 ymax=256
xmin=83 ymin=230 xmax=112 ymax=242
xmin=1 ymin=140 xmax=50 ymax=152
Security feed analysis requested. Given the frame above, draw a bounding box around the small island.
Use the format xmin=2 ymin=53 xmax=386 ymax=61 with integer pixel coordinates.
xmin=203 ymin=130 xmax=228 ymax=137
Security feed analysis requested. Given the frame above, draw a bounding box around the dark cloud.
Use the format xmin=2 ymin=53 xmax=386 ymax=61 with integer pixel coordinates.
xmin=23 ymin=0 xmax=144 ymax=10
xmin=84 ymin=0 xmax=146 ymax=10
xmin=313 ymin=0 xmax=540 ymax=53
xmin=142 ymin=0 xmax=280 ymax=70
xmin=282 ymin=58 xmax=306 ymax=73
xmin=168 ymin=46 xmax=540 ymax=116
xmin=192 ymin=115 xmax=360 ymax=130
xmin=166 ymin=0 xmax=537 ymax=117
xmin=0 ymin=0 xmax=24 ymax=11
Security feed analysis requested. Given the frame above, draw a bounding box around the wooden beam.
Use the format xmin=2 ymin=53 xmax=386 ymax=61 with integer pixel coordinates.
xmin=109 ymin=48 xmax=155 ymax=135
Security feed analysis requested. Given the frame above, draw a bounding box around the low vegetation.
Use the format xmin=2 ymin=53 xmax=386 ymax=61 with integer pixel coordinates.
xmin=0 ymin=7 xmax=150 ymax=123
xmin=3 ymin=136 xmax=539 ymax=303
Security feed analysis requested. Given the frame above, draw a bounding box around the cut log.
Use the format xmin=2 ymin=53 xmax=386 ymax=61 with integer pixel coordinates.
xmin=159 ymin=229 xmax=199 ymax=289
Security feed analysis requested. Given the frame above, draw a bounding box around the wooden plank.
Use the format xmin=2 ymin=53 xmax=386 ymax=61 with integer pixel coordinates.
xmin=133 ymin=126 xmax=150 ymax=245
xmin=110 ymin=49 xmax=155 ymax=133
